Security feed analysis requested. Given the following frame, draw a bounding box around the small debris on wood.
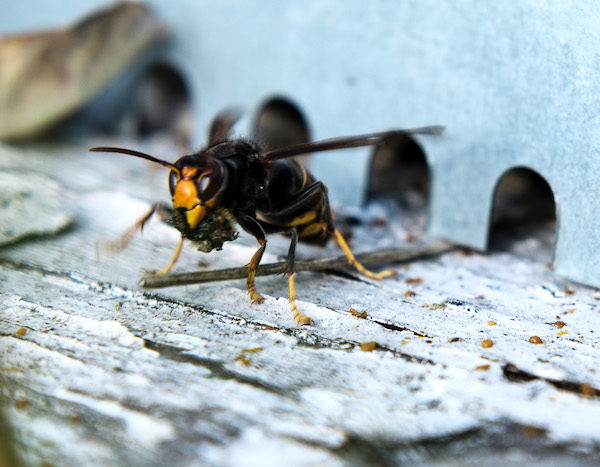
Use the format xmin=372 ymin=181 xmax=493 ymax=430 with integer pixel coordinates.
xmin=368 ymin=217 xmax=388 ymax=228
xmin=554 ymin=321 xmax=566 ymax=329
xmin=475 ymin=364 xmax=491 ymax=371
xmin=15 ymin=327 xmax=27 ymax=336
xmin=481 ymin=339 xmax=494 ymax=348
xmin=348 ymin=308 xmax=368 ymax=319
xmin=68 ymin=414 xmax=83 ymax=425
xmin=14 ymin=399 xmax=28 ymax=409
xmin=405 ymin=277 xmax=422 ymax=285
xmin=404 ymin=233 xmax=417 ymax=243
xmin=581 ymin=383 xmax=595 ymax=397
xmin=233 ymin=347 xmax=263 ymax=366
xmin=529 ymin=336 xmax=544 ymax=344
xmin=522 ymin=425 xmax=547 ymax=438
xmin=359 ymin=341 xmax=377 ymax=352
xmin=234 ymin=354 xmax=252 ymax=366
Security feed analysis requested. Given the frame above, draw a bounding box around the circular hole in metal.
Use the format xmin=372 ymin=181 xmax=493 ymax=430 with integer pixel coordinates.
xmin=253 ymin=97 xmax=310 ymax=165
xmin=488 ymin=167 xmax=557 ymax=263
xmin=129 ymin=62 xmax=192 ymax=146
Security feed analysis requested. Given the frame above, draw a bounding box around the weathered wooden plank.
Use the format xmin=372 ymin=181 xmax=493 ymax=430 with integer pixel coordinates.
xmin=2 ymin=142 xmax=600 ymax=465
xmin=0 ymin=171 xmax=73 ymax=246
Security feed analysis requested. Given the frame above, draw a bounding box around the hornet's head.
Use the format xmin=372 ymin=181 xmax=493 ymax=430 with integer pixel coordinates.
xmin=168 ymin=152 xmax=223 ymax=230
xmin=89 ymin=146 xmax=224 ymax=231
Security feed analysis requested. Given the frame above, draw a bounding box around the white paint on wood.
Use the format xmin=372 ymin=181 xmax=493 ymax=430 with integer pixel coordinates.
xmin=2 ymin=142 xmax=600 ymax=465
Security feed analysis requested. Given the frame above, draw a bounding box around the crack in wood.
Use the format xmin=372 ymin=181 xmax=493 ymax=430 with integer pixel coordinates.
xmin=0 ymin=333 xmax=91 ymax=367
xmin=0 ymin=378 xmax=160 ymax=465
xmin=366 ymin=317 xmax=431 ymax=338
xmin=138 ymin=292 xmax=437 ymax=363
xmin=289 ymin=333 xmax=436 ymax=365
xmin=503 ymin=363 xmax=600 ymax=398
xmin=0 ymin=222 xmax=76 ymax=249
xmin=331 ymin=422 xmax=600 ymax=466
xmin=142 ymin=338 xmax=290 ymax=396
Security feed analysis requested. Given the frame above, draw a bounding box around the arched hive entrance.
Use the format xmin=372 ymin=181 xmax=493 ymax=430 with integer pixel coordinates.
xmin=488 ymin=167 xmax=557 ymax=264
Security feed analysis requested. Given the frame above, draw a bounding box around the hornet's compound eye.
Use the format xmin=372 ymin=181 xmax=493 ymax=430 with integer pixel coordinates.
xmin=198 ymin=176 xmax=210 ymax=193
xmin=168 ymin=170 xmax=178 ymax=195
xmin=196 ymin=171 xmax=221 ymax=202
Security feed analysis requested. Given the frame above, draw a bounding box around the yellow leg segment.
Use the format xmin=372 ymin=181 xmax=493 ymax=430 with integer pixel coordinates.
xmin=334 ymin=229 xmax=397 ymax=280
xmin=154 ymin=235 xmax=184 ymax=275
xmin=288 ymin=272 xmax=312 ymax=325
xmin=247 ymin=239 xmax=266 ymax=303
xmin=102 ymin=205 xmax=157 ymax=254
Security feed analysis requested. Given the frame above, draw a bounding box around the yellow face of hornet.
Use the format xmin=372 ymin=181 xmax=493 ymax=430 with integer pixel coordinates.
xmin=168 ymin=154 xmax=223 ymax=230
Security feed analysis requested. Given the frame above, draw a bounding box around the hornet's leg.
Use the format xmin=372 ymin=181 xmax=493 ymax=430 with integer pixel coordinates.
xmin=247 ymin=237 xmax=267 ymax=303
xmin=100 ymin=202 xmax=183 ymax=275
xmin=333 ymin=229 xmax=396 ymax=280
xmin=153 ymin=234 xmax=184 ymax=275
xmin=287 ymin=228 xmax=312 ymax=325
xmin=100 ymin=202 xmax=172 ymax=254
xmin=237 ymin=214 xmax=268 ymax=304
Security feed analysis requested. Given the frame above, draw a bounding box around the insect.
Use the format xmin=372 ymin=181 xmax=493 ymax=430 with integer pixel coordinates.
xmin=90 ymin=111 xmax=443 ymax=324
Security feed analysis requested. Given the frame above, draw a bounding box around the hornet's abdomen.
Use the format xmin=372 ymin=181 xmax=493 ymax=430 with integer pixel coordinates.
xmin=257 ymin=159 xmax=334 ymax=244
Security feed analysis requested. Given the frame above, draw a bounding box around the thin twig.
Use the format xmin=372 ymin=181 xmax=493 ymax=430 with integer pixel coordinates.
xmin=140 ymin=242 xmax=454 ymax=289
